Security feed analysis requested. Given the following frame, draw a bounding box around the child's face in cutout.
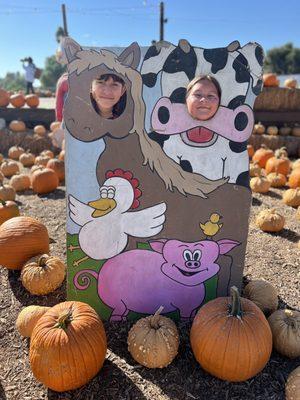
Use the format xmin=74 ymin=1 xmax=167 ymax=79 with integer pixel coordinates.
xmin=186 ymin=79 xmax=220 ymax=121
xmin=91 ymin=77 xmax=126 ymax=115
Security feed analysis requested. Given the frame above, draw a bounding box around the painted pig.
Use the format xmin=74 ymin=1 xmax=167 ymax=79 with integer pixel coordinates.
xmin=74 ymin=238 xmax=240 ymax=321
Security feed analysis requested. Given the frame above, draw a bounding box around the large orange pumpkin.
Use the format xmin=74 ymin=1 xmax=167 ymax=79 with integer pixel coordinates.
xmin=0 ymin=216 xmax=49 ymax=270
xmin=31 ymin=168 xmax=59 ymax=194
xmin=252 ymin=146 xmax=274 ymax=168
xmin=288 ymin=169 xmax=300 ymax=188
xmin=10 ymin=93 xmax=26 ymax=108
xmin=190 ymin=286 xmax=272 ymax=382
xmin=25 ymin=94 xmax=39 ymax=108
xmin=30 ymin=301 xmax=107 ymax=392
xmin=0 ymin=88 xmax=10 ymax=107
xmin=265 ymin=154 xmax=290 ymax=176
xmin=263 ymin=73 xmax=279 ymax=87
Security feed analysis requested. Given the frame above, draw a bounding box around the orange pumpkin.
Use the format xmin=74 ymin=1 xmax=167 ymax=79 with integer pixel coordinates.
xmin=46 ymin=159 xmax=65 ymax=181
xmin=9 ymin=120 xmax=26 ymax=132
xmin=9 ymin=174 xmax=31 ymax=192
xmin=0 ymin=216 xmax=49 ymax=270
xmin=263 ymin=73 xmax=279 ymax=87
xmin=0 ymin=199 xmax=19 ymax=225
xmin=30 ymin=301 xmax=107 ymax=392
xmin=50 ymin=121 xmax=61 ymax=132
xmin=25 ymin=94 xmax=39 ymax=108
xmin=58 ymin=150 xmax=65 ymax=161
xmin=19 ymin=152 xmax=35 ymax=167
xmin=288 ymin=169 xmax=300 ymax=188
xmin=0 ymin=88 xmax=10 ymax=107
xmin=190 ymin=287 xmax=272 ymax=382
xmin=8 ymin=145 xmax=25 ymax=160
xmin=252 ymin=145 xmax=274 ymax=168
xmin=40 ymin=150 xmax=54 ymax=159
xmin=266 ymin=172 xmax=287 ymax=188
xmin=0 ymin=160 xmax=20 ymax=177
xmin=33 ymin=125 xmax=46 ymax=137
xmin=284 ymin=78 xmax=297 ymax=89
xmin=265 ymin=154 xmax=290 ymax=176
xmin=0 ymin=184 xmax=16 ymax=201
xmin=31 ymin=168 xmax=59 ymax=194
xmin=10 ymin=93 xmax=26 ymax=108
xmin=34 ymin=155 xmax=51 ymax=167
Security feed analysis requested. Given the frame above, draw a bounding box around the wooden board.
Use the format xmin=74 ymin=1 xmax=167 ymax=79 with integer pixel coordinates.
xmin=0 ymin=107 xmax=55 ymax=129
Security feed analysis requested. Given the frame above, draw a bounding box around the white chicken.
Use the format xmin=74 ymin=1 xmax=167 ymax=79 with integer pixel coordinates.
xmin=68 ymin=175 xmax=166 ymax=263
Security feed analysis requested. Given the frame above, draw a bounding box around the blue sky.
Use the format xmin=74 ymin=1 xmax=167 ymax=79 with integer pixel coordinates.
xmin=1 ymin=0 xmax=300 ymax=78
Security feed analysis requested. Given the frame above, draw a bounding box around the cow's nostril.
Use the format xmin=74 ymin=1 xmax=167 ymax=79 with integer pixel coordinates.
xmin=234 ymin=112 xmax=248 ymax=131
xmin=158 ymin=106 xmax=170 ymax=124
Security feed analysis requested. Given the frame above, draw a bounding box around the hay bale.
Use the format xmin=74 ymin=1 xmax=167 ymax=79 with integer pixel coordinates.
xmin=254 ymin=87 xmax=300 ymax=111
xmin=249 ymin=134 xmax=300 ymax=157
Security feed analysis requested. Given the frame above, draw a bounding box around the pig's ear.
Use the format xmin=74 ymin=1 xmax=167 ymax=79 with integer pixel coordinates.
xmin=149 ymin=239 xmax=168 ymax=253
xmin=217 ymin=239 xmax=240 ymax=255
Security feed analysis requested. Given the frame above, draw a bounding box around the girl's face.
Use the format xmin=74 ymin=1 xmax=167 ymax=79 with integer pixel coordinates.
xmin=91 ymin=77 xmax=126 ymax=115
xmin=186 ymin=80 xmax=220 ymax=121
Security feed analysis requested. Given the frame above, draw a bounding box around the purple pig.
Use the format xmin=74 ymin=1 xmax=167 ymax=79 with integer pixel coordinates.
xmin=74 ymin=238 xmax=240 ymax=321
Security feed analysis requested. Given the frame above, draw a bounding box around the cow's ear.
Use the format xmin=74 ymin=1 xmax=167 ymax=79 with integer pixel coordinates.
xmin=62 ymin=37 xmax=82 ymax=64
xmin=217 ymin=239 xmax=240 ymax=255
xmin=149 ymin=239 xmax=168 ymax=253
xmin=118 ymin=42 xmax=141 ymax=69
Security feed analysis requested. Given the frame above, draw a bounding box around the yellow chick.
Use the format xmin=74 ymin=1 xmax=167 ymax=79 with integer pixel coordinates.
xmin=200 ymin=213 xmax=223 ymax=238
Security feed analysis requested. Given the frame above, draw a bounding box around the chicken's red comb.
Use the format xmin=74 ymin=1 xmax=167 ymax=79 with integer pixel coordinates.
xmin=105 ymin=169 xmax=141 ymax=209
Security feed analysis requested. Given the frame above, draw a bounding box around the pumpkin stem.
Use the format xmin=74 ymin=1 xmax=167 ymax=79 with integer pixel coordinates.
xmin=55 ymin=308 xmax=73 ymax=330
xmin=0 ymin=199 xmax=6 ymax=206
xmin=284 ymin=309 xmax=298 ymax=330
xmin=229 ymin=286 xmax=243 ymax=318
xmin=150 ymin=305 xmax=164 ymax=329
xmin=38 ymin=254 xmax=49 ymax=269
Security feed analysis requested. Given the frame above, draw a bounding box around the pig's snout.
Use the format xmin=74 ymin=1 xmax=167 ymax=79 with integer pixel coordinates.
xmin=185 ymin=260 xmax=200 ymax=269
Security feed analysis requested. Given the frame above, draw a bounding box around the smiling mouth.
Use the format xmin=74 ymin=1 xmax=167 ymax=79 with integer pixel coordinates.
xmin=181 ymin=126 xmax=218 ymax=148
xmin=173 ymin=264 xmax=208 ymax=277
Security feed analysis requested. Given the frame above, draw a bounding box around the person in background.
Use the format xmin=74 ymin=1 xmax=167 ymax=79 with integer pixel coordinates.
xmin=21 ymin=57 xmax=36 ymax=94
xmin=55 ymin=72 xmax=69 ymax=122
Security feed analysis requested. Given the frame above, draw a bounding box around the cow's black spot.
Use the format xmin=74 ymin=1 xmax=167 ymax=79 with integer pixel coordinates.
xmin=179 ymin=159 xmax=193 ymax=173
xmin=234 ymin=112 xmax=248 ymax=131
xmin=169 ymin=87 xmax=186 ymax=104
xmin=144 ymin=45 xmax=160 ymax=61
xmin=233 ymin=54 xmax=250 ymax=83
xmin=229 ymin=140 xmax=247 ymax=153
xmin=203 ymin=48 xmax=229 ymax=74
xmin=158 ymin=106 xmax=170 ymax=124
xmin=227 ymin=95 xmax=246 ymax=110
xmin=236 ymin=170 xmax=250 ymax=188
xmin=252 ymin=79 xmax=263 ymax=95
xmin=163 ymin=46 xmax=197 ymax=80
xmin=148 ymin=131 xmax=170 ymax=148
xmin=255 ymin=45 xmax=264 ymax=66
xmin=142 ymin=73 xmax=158 ymax=88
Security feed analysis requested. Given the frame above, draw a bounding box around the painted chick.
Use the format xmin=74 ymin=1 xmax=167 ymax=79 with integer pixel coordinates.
xmin=200 ymin=213 xmax=223 ymax=238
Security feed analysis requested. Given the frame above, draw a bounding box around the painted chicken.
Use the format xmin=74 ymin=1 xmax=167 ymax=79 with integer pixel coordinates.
xmin=200 ymin=213 xmax=223 ymax=238
xmin=68 ymin=169 xmax=166 ymax=264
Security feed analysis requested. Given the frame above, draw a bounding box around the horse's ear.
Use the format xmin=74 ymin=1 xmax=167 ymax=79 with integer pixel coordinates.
xmin=61 ymin=37 xmax=82 ymax=63
xmin=118 ymin=42 xmax=141 ymax=69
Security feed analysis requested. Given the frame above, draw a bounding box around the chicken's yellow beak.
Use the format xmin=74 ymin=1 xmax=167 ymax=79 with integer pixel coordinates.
xmin=88 ymin=198 xmax=117 ymax=217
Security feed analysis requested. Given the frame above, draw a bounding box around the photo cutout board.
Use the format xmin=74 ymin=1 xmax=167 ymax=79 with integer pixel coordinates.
xmin=64 ymin=37 xmax=264 ymax=321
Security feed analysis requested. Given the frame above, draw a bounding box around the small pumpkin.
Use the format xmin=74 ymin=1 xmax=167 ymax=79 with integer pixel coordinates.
xmin=0 ymin=88 xmax=10 ymax=107
xmin=266 ymin=125 xmax=278 ymax=136
xmin=256 ymin=208 xmax=285 ymax=232
xmin=292 ymin=125 xmax=300 ymax=137
xmin=9 ymin=174 xmax=31 ymax=192
xmin=190 ymin=286 xmax=272 ymax=382
xmin=268 ymin=309 xmax=300 ymax=359
xmin=19 ymin=152 xmax=35 ymax=167
xmin=283 ymin=188 xmax=300 ymax=207
xmin=30 ymin=165 xmax=45 ymax=175
xmin=247 ymin=144 xmax=254 ymax=158
xmin=286 ymin=366 xmax=300 ymax=400
xmin=254 ymin=122 xmax=265 ymax=135
xmin=25 ymin=94 xmax=39 ymax=108
xmin=21 ymin=254 xmax=66 ymax=295
xmin=33 ymin=125 xmax=46 ymax=137
xmin=10 ymin=93 xmax=26 ymax=108
xmin=279 ymin=125 xmax=292 ymax=136
xmin=58 ymin=150 xmax=65 ymax=161
xmin=40 ymin=149 xmax=54 ymax=159
xmin=31 ymin=168 xmax=59 ymax=194
xmin=16 ymin=305 xmax=50 ymax=337
xmin=8 ymin=120 xmax=26 ymax=132
xmin=0 ymin=184 xmax=16 ymax=201
xmin=30 ymin=301 xmax=107 ymax=392
xmin=250 ymin=175 xmax=271 ymax=193
xmin=0 ymin=199 xmax=19 ymax=225
xmin=263 ymin=73 xmax=279 ymax=87
xmin=288 ymin=169 xmax=300 ymax=189
xmin=252 ymin=145 xmax=274 ymax=168
xmin=292 ymin=159 xmax=300 ymax=170
xmin=0 ymin=160 xmax=20 ymax=177
xmin=8 ymin=145 xmax=25 ymax=160
xmin=50 ymin=121 xmax=61 ymax=132
xmin=267 ymin=172 xmax=287 ymax=188
xmin=244 ymin=280 xmax=278 ymax=314
xmin=249 ymin=162 xmax=262 ymax=177
xmin=284 ymin=78 xmax=298 ymax=89
xmin=128 ymin=306 xmax=179 ymax=368
xmin=34 ymin=155 xmax=51 ymax=167
xmin=46 ymin=158 xmax=65 ymax=181
xmin=0 ymin=216 xmax=49 ymax=270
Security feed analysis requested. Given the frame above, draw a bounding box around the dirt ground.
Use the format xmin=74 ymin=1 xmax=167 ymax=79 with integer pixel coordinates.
xmin=0 ymin=171 xmax=299 ymax=400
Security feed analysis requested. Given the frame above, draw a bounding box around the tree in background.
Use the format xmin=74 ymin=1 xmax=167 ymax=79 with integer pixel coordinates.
xmin=0 ymin=72 xmax=26 ymax=92
xmin=264 ymin=42 xmax=300 ymax=74
xmin=40 ymin=55 xmax=66 ymax=91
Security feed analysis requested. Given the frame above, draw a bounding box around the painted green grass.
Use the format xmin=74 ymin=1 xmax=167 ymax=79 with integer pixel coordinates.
xmin=67 ymin=234 xmax=218 ymax=321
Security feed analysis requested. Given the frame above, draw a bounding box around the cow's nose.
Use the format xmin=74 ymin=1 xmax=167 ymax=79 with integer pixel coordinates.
xmin=185 ymin=261 xmax=200 ymax=268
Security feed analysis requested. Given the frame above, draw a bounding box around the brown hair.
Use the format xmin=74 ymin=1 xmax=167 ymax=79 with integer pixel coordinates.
xmin=186 ymin=75 xmax=221 ymax=100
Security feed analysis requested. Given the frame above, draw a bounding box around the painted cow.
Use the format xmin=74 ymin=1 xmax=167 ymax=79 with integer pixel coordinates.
xmin=141 ymin=40 xmax=264 ymax=186
xmin=74 ymin=238 xmax=240 ymax=320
